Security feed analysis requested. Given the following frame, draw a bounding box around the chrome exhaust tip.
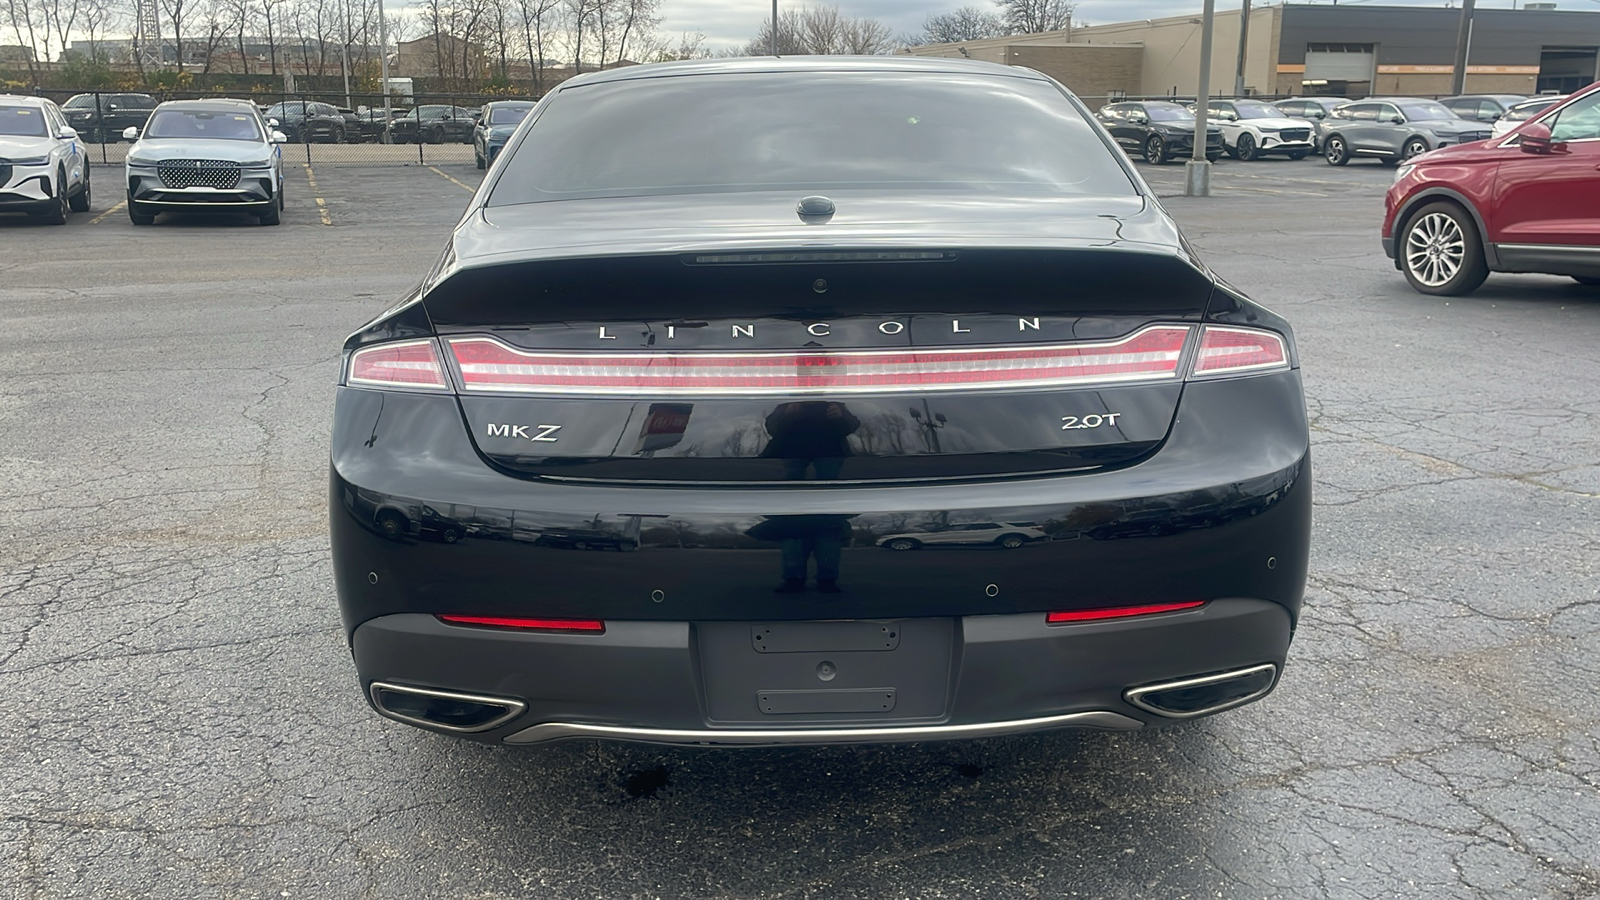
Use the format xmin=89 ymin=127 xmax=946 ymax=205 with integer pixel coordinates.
xmin=1123 ymin=663 xmax=1278 ymax=719
xmin=368 ymin=681 xmax=527 ymax=733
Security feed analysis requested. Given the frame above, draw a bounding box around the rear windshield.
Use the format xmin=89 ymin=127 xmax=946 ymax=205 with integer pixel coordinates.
xmin=488 ymin=106 xmax=530 ymax=125
xmin=488 ymin=72 xmax=1134 ymax=205
xmin=0 ymin=106 xmax=47 ymax=137
xmin=145 ymin=110 xmax=262 ymax=141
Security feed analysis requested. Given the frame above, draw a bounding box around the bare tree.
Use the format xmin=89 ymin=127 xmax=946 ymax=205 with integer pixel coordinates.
xmin=159 ymin=0 xmax=191 ymax=70
xmin=2 ymin=0 xmax=48 ymax=83
xmin=741 ymin=5 xmax=890 ymax=57
xmin=921 ymin=6 xmax=1007 ymax=44
xmin=994 ymin=0 xmax=1070 ymax=35
xmin=839 ymin=15 xmax=892 ymax=54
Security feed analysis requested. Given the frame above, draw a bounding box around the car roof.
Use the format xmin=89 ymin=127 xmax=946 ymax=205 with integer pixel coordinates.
xmin=558 ymin=55 xmax=1043 ymax=90
xmin=1140 ymin=100 xmax=1189 ymax=107
xmin=154 ymin=98 xmax=260 ymax=112
xmin=486 ymin=99 xmax=536 ymax=106
xmin=0 ymin=94 xmax=51 ymax=107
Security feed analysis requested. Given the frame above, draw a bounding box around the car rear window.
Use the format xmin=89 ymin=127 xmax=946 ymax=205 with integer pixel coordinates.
xmin=488 ymin=107 xmax=530 ymax=125
xmin=488 ymin=72 xmax=1134 ymax=205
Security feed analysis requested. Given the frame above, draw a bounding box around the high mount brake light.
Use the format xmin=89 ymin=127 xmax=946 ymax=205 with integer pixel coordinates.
xmin=1192 ymin=326 xmax=1289 ymax=376
xmin=1046 ymin=601 xmax=1205 ymax=624
xmin=446 ymin=326 xmax=1192 ymax=397
xmin=348 ymin=340 xmax=448 ymax=389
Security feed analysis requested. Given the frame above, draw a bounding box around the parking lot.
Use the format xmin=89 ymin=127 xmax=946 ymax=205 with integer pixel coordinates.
xmin=2 ymin=155 xmax=1598 ymax=899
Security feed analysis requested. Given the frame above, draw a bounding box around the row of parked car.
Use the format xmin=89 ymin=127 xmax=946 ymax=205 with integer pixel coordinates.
xmin=1098 ymin=93 xmax=1569 ymax=166
xmin=0 ymin=93 xmax=537 ymax=226
xmin=52 ymin=92 xmax=532 ymax=148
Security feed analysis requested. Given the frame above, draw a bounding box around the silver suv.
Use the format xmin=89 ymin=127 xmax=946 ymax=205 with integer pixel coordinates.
xmin=1321 ymin=98 xmax=1494 ymax=166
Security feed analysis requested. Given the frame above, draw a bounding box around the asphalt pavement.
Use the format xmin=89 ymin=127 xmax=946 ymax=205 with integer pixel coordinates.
xmin=1 ymin=155 xmax=1597 ymax=900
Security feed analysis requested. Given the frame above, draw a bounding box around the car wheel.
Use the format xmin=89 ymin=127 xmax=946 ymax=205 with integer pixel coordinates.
xmin=127 ymin=197 xmax=155 ymax=225
xmin=1235 ymin=132 xmax=1258 ymax=161
xmin=1206 ymin=152 xmax=1223 ymax=162
xmin=884 ymin=538 xmax=920 ymax=551
xmin=1287 ymin=149 xmax=1309 ymax=161
xmin=257 ymin=198 xmax=281 ymax=226
xmin=1399 ymin=201 xmax=1489 ymax=296
xmin=475 ymin=148 xmax=486 ymax=170
xmin=1572 ymin=276 xmax=1600 ymax=286
xmin=426 ymin=125 xmax=445 ymax=144
xmin=38 ymin=171 xmax=69 ymax=224
xmin=442 ymin=528 xmax=462 ymax=543
xmin=1324 ymin=135 xmax=1350 ymax=166
xmin=68 ymin=165 xmax=91 ymax=212
xmin=997 ymin=534 xmax=1027 ymax=549
xmin=1402 ymin=137 xmax=1429 ymax=159
xmin=1143 ymin=135 xmax=1167 ymax=165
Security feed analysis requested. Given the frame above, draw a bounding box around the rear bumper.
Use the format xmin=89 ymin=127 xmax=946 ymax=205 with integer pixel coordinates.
xmin=354 ymin=597 xmax=1291 ymax=745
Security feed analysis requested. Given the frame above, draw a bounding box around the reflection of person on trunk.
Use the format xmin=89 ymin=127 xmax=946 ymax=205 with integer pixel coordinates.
xmin=760 ymin=401 xmax=860 ymax=593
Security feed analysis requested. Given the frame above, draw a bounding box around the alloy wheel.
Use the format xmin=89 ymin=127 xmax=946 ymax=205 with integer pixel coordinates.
xmin=1405 ymin=212 xmax=1466 ymax=287
xmin=1403 ymin=138 xmax=1429 ymax=159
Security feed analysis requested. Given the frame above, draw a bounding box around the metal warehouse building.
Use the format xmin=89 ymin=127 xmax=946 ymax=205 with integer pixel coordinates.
xmin=903 ymin=4 xmax=1600 ymax=98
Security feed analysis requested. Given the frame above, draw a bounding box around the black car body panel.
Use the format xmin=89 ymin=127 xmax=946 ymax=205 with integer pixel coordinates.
xmin=330 ymin=57 xmax=1310 ymax=745
xmin=61 ymin=93 xmax=157 ymax=142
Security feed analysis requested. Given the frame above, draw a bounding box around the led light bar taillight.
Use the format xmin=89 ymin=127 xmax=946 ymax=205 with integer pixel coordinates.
xmin=1193 ymin=326 xmax=1288 ymax=376
xmin=348 ymin=339 xmax=448 ymax=389
xmin=448 ymin=326 xmax=1191 ymax=396
xmin=1046 ymin=601 xmax=1205 ymax=624
xmin=438 ymin=615 xmax=606 ymax=633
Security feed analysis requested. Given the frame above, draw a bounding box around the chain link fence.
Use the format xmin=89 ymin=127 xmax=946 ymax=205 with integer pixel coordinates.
xmin=41 ymin=88 xmax=527 ymax=168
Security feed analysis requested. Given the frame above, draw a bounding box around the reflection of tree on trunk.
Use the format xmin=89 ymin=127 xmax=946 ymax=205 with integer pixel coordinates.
xmin=749 ymin=401 xmax=861 ymax=594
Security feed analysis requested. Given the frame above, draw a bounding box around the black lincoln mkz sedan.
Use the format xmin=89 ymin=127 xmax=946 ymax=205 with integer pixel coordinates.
xmin=331 ymin=57 xmax=1310 ymax=747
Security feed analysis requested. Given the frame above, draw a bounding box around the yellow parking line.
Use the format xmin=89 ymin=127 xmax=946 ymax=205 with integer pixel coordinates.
xmin=427 ymin=166 xmax=476 ymax=194
xmin=304 ymin=165 xmax=332 ymax=226
xmin=89 ymin=200 xmax=126 ymax=225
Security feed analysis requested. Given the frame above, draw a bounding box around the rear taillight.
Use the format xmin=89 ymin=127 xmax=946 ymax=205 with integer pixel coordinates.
xmin=347 ymin=340 xmax=449 ymax=389
xmin=1046 ymin=601 xmax=1205 ymax=624
xmin=1192 ymin=326 xmax=1288 ymax=377
xmin=438 ymin=615 xmax=606 ymax=633
xmin=447 ymin=326 xmax=1191 ymax=396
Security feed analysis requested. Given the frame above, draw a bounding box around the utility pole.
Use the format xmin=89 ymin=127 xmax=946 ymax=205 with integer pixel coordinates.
xmin=1186 ymin=0 xmax=1217 ymax=197
xmin=771 ymin=0 xmax=779 ymax=55
xmin=1234 ymin=0 xmax=1253 ymax=97
xmin=378 ymin=0 xmax=392 ymax=143
xmin=1450 ymin=0 xmax=1476 ymax=95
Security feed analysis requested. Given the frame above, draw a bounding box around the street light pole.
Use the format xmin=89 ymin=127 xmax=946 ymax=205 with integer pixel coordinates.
xmin=377 ymin=0 xmax=392 ymax=144
xmin=1450 ymin=0 xmax=1477 ymax=96
xmin=771 ymin=0 xmax=779 ymax=55
xmin=1185 ymin=0 xmax=1217 ymax=197
xmin=1234 ymin=0 xmax=1252 ymax=98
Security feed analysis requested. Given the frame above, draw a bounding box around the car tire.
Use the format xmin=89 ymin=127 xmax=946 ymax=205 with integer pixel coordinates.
xmin=426 ymin=126 xmax=445 ymax=145
xmin=1402 ymin=137 xmax=1429 ymax=159
xmin=1572 ymin=276 xmax=1600 ymax=286
xmin=884 ymin=538 xmax=920 ymax=551
xmin=1324 ymin=135 xmax=1350 ymax=166
xmin=1398 ymin=201 xmax=1489 ymax=297
xmin=127 ymin=197 xmax=155 ymax=225
xmin=258 ymin=198 xmax=281 ymax=226
xmin=1287 ymin=149 xmax=1309 ymax=161
xmin=1143 ymin=135 xmax=1167 ymax=165
xmin=442 ymin=528 xmax=462 ymax=543
xmin=38 ymin=171 xmax=69 ymax=224
xmin=68 ymin=165 xmax=91 ymax=212
xmin=475 ymin=149 xmax=486 ymax=170
xmin=1235 ymin=132 xmax=1258 ymax=161
xmin=997 ymin=534 xmax=1028 ymax=549
xmin=1207 ymin=152 xmax=1223 ymax=162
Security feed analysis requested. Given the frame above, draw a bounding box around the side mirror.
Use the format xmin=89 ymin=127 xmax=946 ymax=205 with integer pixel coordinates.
xmin=121 ymin=126 xmax=139 ymax=140
xmin=270 ymin=131 xmax=287 ymax=144
xmin=107 ymin=103 xmax=119 ymax=111
xmin=1130 ymin=115 xmax=1148 ymax=125
xmin=57 ymin=126 xmax=78 ymax=140
xmin=268 ymin=117 xmax=279 ymax=127
xmin=1390 ymin=115 xmax=1405 ymax=124
xmin=1520 ymin=121 xmax=1555 ymax=154
xmin=1223 ymin=112 xmax=1239 ymax=121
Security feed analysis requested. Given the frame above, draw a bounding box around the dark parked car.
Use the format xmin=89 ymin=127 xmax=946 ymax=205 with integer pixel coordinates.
xmin=1322 ymin=98 xmax=1494 ymax=165
xmin=1438 ymin=94 xmax=1528 ymax=123
xmin=60 ymin=92 xmax=157 ymax=143
xmin=473 ymin=100 xmax=535 ymax=168
xmin=262 ymin=101 xmax=349 ymax=143
xmin=1383 ymin=81 xmax=1600 ymax=295
xmin=1096 ymin=100 xmax=1224 ymax=164
xmin=353 ymin=108 xmax=403 ymax=142
xmin=332 ymin=57 xmax=1310 ymax=747
xmin=390 ymin=105 xmax=477 ymax=144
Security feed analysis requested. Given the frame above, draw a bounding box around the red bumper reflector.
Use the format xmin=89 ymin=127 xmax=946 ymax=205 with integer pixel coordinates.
xmin=1045 ymin=601 xmax=1205 ymax=624
xmin=447 ymin=326 xmax=1191 ymax=396
xmin=438 ymin=615 xmax=606 ymax=633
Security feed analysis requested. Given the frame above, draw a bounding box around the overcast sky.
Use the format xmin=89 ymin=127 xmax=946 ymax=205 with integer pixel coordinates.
xmin=652 ymin=0 xmax=1533 ymax=52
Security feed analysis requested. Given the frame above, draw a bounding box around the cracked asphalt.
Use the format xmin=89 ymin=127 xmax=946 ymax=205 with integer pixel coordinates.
xmin=2 ymin=156 xmax=1598 ymax=899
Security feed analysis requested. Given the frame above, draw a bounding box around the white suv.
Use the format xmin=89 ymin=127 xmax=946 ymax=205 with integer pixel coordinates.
xmin=0 ymin=94 xmax=91 ymax=224
xmin=1205 ymin=99 xmax=1316 ymax=161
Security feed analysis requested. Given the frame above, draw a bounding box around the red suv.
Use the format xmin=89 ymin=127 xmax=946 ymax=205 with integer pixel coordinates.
xmin=1383 ymin=82 xmax=1600 ymax=295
